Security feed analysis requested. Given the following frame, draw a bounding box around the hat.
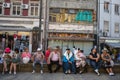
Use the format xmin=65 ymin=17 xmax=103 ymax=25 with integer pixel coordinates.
xmin=102 ymin=48 xmax=108 ymax=52
xmin=5 ymin=48 xmax=11 ymax=53
xmin=66 ymin=48 xmax=70 ymax=50
xmin=78 ymin=48 xmax=80 ymax=50
xmin=37 ymin=48 xmax=42 ymax=51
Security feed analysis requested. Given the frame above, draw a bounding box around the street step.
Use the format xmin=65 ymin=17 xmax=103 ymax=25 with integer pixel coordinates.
xmin=0 ymin=63 xmax=120 ymax=73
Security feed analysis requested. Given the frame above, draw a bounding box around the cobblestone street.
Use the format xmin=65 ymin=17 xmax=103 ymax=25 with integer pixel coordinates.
xmin=0 ymin=72 xmax=120 ymax=80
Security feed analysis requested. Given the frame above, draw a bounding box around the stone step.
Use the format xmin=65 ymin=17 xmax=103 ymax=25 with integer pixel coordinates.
xmin=0 ymin=63 xmax=120 ymax=73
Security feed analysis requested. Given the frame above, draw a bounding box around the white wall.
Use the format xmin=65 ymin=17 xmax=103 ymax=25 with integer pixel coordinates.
xmin=111 ymin=0 xmax=120 ymax=37
xmin=99 ymin=0 xmax=120 ymax=38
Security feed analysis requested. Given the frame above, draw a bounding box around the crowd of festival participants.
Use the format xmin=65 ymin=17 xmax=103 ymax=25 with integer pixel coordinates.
xmin=0 ymin=46 xmax=116 ymax=76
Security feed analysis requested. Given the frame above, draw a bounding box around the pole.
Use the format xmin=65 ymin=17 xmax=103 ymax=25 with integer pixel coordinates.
xmin=43 ymin=0 xmax=48 ymax=51
xmin=96 ymin=0 xmax=100 ymax=53
xmin=38 ymin=0 xmax=42 ymax=48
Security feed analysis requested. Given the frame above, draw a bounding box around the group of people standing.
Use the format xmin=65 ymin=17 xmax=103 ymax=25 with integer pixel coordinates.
xmin=0 ymin=46 xmax=115 ymax=76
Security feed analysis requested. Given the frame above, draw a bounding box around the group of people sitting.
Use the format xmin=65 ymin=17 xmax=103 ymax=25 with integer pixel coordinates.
xmin=0 ymin=46 xmax=115 ymax=76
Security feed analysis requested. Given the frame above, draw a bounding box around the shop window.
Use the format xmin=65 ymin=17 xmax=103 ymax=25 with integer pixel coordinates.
xmin=114 ymin=23 xmax=119 ymax=33
xmin=114 ymin=4 xmax=119 ymax=15
xmin=29 ymin=1 xmax=39 ymax=16
xmin=104 ymin=2 xmax=109 ymax=13
xmin=12 ymin=2 xmax=21 ymax=16
xmin=0 ymin=2 xmax=3 ymax=15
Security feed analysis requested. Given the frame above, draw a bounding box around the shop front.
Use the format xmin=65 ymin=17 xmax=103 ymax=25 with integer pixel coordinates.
xmin=0 ymin=27 xmax=31 ymax=52
xmin=100 ymin=38 xmax=120 ymax=61
xmin=48 ymin=31 xmax=94 ymax=56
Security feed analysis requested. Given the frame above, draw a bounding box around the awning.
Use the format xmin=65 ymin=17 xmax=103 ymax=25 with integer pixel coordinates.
xmin=0 ymin=26 xmax=31 ymax=31
xmin=106 ymin=43 xmax=120 ymax=48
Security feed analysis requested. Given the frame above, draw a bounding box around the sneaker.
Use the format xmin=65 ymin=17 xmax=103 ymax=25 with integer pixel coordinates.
xmin=95 ymin=69 xmax=100 ymax=76
xmin=109 ymin=73 xmax=112 ymax=76
xmin=40 ymin=70 xmax=43 ymax=74
xmin=32 ymin=70 xmax=35 ymax=73
xmin=14 ymin=72 xmax=16 ymax=75
xmin=109 ymin=73 xmax=115 ymax=76
xmin=65 ymin=71 xmax=68 ymax=74
xmin=79 ymin=71 xmax=83 ymax=74
xmin=68 ymin=70 xmax=71 ymax=74
xmin=111 ymin=73 xmax=115 ymax=76
xmin=9 ymin=71 xmax=12 ymax=74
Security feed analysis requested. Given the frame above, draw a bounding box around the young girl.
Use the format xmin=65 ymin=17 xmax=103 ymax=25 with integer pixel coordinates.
xmin=9 ymin=48 xmax=19 ymax=75
xmin=2 ymin=47 xmax=11 ymax=75
xmin=21 ymin=47 xmax=31 ymax=64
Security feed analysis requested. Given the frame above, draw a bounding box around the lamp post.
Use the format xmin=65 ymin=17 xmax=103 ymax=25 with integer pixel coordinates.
xmin=38 ymin=0 xmax=42 ymax=48
xmin=93 ymin=0 xmax=100 ymax=53
xmin=96 ymin=0 xmax=100 ymax=53
xmin=43 ymin=0 xmax=48 ymax=51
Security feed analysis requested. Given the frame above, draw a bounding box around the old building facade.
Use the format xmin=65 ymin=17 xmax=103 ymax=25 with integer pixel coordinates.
xmin=0 ymin=0 xmax=97 ymax=55
xmin=47 ymin=0 xmax=97 ymax=55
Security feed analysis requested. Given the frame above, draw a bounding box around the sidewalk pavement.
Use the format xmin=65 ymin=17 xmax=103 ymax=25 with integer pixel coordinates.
xmin=0 ymin=72 xmax=120 ymax=80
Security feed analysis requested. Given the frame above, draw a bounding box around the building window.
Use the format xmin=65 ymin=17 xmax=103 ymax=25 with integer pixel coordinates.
xmin=0 ymin=2 xmax=3 ymax=15
xmin=49 ymin=8 xmax=93 ymax=23
xmin=103 ymin=21 xmax=109 ymax=32
xmin=114 ymin=23 xmax=119 ymax=33
xmin=29 ymin=1 xmax=39 ymax=16
xmin=12 ymin=2 xmax=21 ymax=16
xmin=104 ymin=2 xmax=109 ymax=13
xmin=115 ymin=4 xmax=119 ymax=15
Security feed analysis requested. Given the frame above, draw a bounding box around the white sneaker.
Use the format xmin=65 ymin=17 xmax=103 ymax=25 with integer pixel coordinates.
xmin=9 ymin=71 xmax=12 ymax=74
xmin=111 ymin=73 xmax=115 ymax=76
xmin=65 ymin=71 xmax=68 ymax=74
xmin=95 ymin=69 xmax=100 ymax=76
xmin=109 ymin=73 xmax=115 ymax=76
xmin=109 ymin=73 xmax=112 ymax=76
xmin=32 ymin=70 xmax=35 ymax=73
xmin=68 ymin=70 xmax=71 ymax=74
xmin=79 ymin=71 xmax=83 ymax=74
xmin=14 ymin=72 xmax=16 ymax=75
xmin=40 ymin=70 xmax=43 ymax=74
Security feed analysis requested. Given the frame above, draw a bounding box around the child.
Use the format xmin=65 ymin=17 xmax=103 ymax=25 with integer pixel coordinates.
xmin=21 ymin=47 xmax=31 ymax=64
xmin=2 ymin=47 xmax=11 ymax=75
xmin=9 ymin=48 xmax=20 ymax=75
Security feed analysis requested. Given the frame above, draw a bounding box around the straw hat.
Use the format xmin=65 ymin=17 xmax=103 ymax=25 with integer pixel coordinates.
xmin=102 ymin=48 xmax=108 ymax=52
